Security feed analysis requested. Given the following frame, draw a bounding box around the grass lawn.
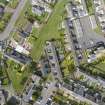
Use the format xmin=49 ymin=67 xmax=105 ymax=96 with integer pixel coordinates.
xmin=85 ymin=0 xmax=94 ymax=15
xmin=0 ymin=0 xmax=8 ymax=5
xmin=31 ymin=0 xmax=69 ymax=60
xmin=7 ymin=60 xmax=31 ymax=93
xmin=8 ymin=0 xmax=19 ymax=9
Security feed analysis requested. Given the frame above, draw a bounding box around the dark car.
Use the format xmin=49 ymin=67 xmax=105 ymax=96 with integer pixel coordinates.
xmin=96 ymin=41 xmax=105 ymax=47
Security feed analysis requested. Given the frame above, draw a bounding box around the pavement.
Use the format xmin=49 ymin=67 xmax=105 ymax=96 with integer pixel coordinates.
xmin=0 ymin=0 xmax=28 ymax=41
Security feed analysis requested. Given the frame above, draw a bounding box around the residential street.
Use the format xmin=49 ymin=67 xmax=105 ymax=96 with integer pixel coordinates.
xmin=0 ymin=0 xmax=28 ymax=41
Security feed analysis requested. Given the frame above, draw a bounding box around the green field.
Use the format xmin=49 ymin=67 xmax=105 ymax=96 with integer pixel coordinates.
xmin=7 ymin=60 xmax=31 ymax=93
xmin=81 ymin=60 xmax=105 ymax=79
xmin=30 ymin=0 xmax=69 ymax=60
xmin=8 ymin=0 xmax=19 ymax=9
xmin=0 ymin=0 xmax=8 ymax=5
xmin=85 ymin=0 xmax=94 ymax=15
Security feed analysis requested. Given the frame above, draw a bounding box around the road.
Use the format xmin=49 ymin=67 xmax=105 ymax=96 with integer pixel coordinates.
xmin=0 ymin=0 xmax=28 ymax=41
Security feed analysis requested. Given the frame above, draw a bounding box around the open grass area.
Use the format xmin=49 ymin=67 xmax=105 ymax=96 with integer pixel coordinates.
xmin=31 ymin=0 xmax=69 ymax=60
xmin=0 ymin=0 xmax=8 ymax=5
xmin=7 ymin=60 xmax=31 ymax=93
xmin=8 ymin=0 xmax=19 ymax=9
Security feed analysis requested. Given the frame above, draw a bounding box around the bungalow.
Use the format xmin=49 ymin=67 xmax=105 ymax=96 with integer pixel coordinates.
xmin=32 ymin=5 xmax=45 ymax=16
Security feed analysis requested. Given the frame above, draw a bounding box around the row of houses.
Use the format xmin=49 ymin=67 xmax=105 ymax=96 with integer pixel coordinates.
xmin=31 ymin=0 xmax=53 ymax=16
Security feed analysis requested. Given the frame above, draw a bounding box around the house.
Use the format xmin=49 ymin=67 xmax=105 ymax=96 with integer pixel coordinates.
xmin=32 ymin=5 xmax=45 ymax=16
xmin=0 ymin=5 xmax=4 ymax=18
